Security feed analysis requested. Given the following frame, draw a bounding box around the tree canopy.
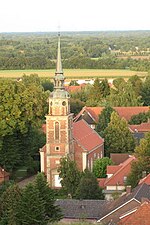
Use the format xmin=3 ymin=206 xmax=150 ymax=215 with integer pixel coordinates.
xmin=58 ymin=156 xmax=81 ymax=197
xmin=127 ymin=132 xmax=150 ymax=188
xmin=104 ymin=111 xmax=135 ymax=156
xmin=75 ymin=169 xmax=104 ymax=200
xmin=96 ymin=106 xmax=115 ymax=137
xmin=93 ymin=157 xmax=113 ymax=178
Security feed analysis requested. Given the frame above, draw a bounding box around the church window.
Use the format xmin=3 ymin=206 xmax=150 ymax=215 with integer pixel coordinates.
xmin=55 ymin=122 xmax=59 ymax=140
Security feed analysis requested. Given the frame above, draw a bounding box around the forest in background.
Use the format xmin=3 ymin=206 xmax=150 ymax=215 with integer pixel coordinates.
xmin=0 ymin=31 xmax=150 ymax=71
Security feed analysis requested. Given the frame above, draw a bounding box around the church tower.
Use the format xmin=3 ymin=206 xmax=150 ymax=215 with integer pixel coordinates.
xmin=41 ymin=33 xmax=74 ymax=188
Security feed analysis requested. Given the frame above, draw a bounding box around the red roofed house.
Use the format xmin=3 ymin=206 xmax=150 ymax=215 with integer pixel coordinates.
xmin=98 ymin=155 xmax=136 ymax=200
xmin=64 ymin=83 xmax=86 ymax=93
xmin=40 ymin=35 xmax=104 ymax=188
xmin=0 ymin=167 xmax=9 ymax=184
xmin=129 ymin=122 xmax=150 ymax=143
xmin=74 ymin=106 xmax=150 ymax=129
xmin=118 ymin=201 xmax=150 ymax=225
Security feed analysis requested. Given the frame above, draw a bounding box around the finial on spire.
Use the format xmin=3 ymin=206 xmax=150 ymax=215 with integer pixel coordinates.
xmin=56 ymin=32 xmax=63 ymax=75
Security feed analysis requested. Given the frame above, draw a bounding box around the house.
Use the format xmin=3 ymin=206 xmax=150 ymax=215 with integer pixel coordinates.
xmin=118 ymin=201 xmax=150 ymax=225
xmin=97 ymin=183 xmax=150 ymax=224
xmin=0 ymin=167 xmax=9 ymax=184
xmin=98 ymin=155 xmax=136 ymax=200
xmin=129 ymin=122 xmax=150 ymax=143
xmin=64 ymin=83 xmax=86 ymax=93
xmin=56 ymin=199 xmax=107 ymax=222
xmin=74 ymin=106 xmax=150 ymax=129
xmin=73 ymin=120 xmax=104 ymax=171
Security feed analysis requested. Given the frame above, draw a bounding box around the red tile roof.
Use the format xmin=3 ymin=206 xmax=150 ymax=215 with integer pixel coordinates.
xmin=129 ymin=122 xmax=150 ymax=133
xmin=105 ymin=156 xmax=136 ymax=186
xmin=114 ymin=107 xmax=149 ymax=121
xmin=64 ymin=84 xmax=86 ymax=93
xmin=73 ymin=120 xmax=104 ymax=152
xmin=107 ymin=165 xmax=122 ymax=175
xmin=139 ymin=174 xmax=150 ymax=185
xmin=74 ymin=106 xmax=150 ymax=123
xmin=118 ymin=201 xmax=150 ymax=225
xmin=110 ymin=153 xmax=130 ymax=165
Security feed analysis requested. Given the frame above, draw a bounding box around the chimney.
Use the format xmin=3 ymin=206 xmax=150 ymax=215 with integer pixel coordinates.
xmin=126 ymin=186 xmax=132 ymax=194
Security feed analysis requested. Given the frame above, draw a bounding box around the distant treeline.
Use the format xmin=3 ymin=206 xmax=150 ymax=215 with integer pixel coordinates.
xmin=0 ymin=31 xmax=150 ymax=71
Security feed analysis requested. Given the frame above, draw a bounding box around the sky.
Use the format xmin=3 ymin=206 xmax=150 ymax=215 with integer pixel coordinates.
xmin=0 ymin=0 xmax=150 ymax=32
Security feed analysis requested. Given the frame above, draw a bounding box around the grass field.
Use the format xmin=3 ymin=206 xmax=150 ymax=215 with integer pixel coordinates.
xmin=0 ymin=69 xmax=147 ymax=80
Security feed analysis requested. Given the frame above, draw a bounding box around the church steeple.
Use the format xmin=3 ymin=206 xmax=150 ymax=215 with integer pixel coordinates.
xmin=54 ymin=32 xmax=65 ymax=90
xmin=56 ymin=32 xmax=63 ymax=75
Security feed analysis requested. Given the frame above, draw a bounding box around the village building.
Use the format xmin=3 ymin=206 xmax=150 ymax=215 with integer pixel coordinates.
xmin=97 ymin=183 xmax=150 ymax=224
xmin=40 ymin=34 xmax=104 ymax=188
xmin=98 ymin=155 xmax=136 ymax=200
xmin=74 ymin=106 xmax=150 ymax=129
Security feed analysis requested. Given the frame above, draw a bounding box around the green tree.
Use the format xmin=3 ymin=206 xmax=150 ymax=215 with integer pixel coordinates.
xmin=127 ymin=132 xmax=150 ymax=188
xmin=128 ymin=75 xmax=143 ymax=97
xmin=129 ymin=112 xmax=150 ymax=125
xmin=0 ymin=76 xmax=47 ymax=172
xmin=93 ymin=157 xmax=113 ymax=178
xmin=58 ymin=156 xmax=81 ymax=197
xmin=108 ymin=78 xmax=142 ymax=106
xmin=75 ymin=169 xmax=104 ymax=200
xmin=141 ymin=74 xmax=150 ymax=106
xmin=0 ymin=77 xmax=48 ymax=136
xmin=41 ymin=79 xmax=54 ymax=92
xmin=87 ymin=78 xmax=102 ymax=106
xmin=99 ymin=78 xmax=110 ymax=98
xmin=96 ymin=106 xmax=115 ymax=137
xmin=34 ymin=173 xmax=62 ymax=222
xmin=104 ymin=111 xmax=135 ymax=156
xmin=19 ymin=183 xmax=46 ymax=225
xmin=70 ymin=98 xmax=85 ymax=115
xmin=0 ymin=184 xmax=21 ymax=225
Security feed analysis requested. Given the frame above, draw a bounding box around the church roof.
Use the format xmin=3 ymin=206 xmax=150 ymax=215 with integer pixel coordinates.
xmin=73 ymin=120 xmax=104 ymax=152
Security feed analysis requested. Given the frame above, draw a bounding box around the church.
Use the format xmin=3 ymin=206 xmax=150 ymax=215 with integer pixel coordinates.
xmin=40 ymin=34 xmax=104 ymax=188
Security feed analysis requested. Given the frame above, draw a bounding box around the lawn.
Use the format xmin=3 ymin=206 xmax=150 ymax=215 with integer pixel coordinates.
xmin=0 ymin=69 xmax=147 ymax=80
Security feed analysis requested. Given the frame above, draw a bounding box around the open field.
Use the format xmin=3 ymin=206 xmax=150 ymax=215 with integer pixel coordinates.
xmin=0 ymin=69 xmax=147 ymax=80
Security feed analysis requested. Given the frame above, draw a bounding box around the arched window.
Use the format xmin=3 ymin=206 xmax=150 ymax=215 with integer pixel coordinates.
xmin=55 ymin=122 xmax=59 ymax=141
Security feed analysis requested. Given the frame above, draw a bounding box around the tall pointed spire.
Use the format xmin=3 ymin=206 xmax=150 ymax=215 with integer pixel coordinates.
xmin=55 ymin=32 xmax=63 ymax=75
xmin=54 ymin=32 xmax=65 ymax=90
